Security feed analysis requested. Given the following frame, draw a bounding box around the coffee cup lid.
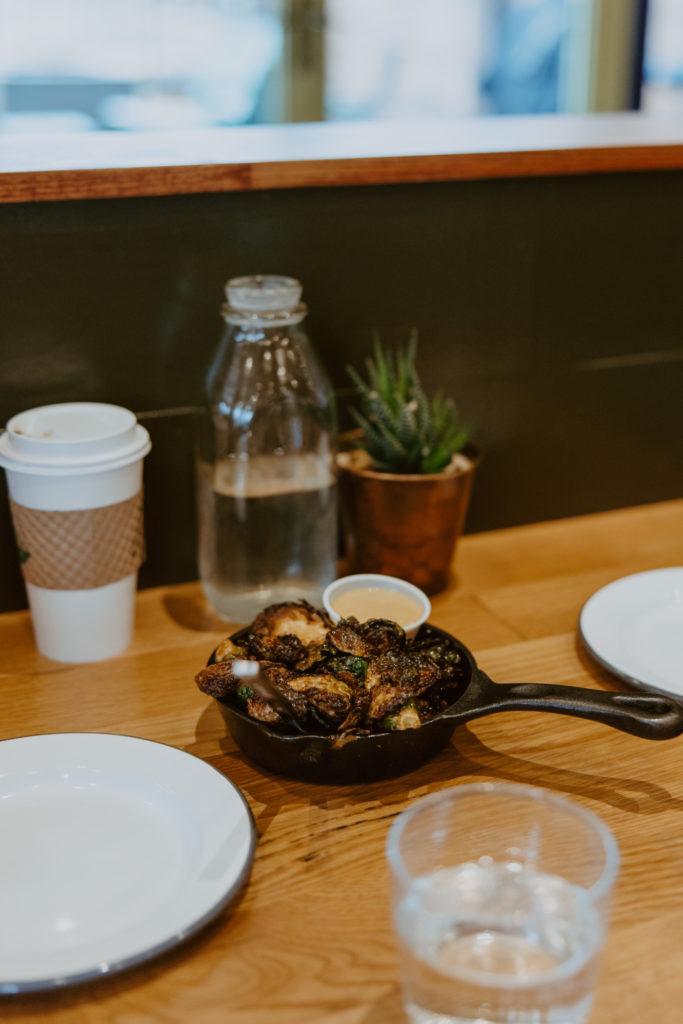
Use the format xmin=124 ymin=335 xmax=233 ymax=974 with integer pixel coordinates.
xmin=0 ymin=403 xmax=151 ymax=475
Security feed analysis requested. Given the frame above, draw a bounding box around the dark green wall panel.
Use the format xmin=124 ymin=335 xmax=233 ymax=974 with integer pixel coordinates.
xmin=1 ymin=171 xmax=681 ymax=611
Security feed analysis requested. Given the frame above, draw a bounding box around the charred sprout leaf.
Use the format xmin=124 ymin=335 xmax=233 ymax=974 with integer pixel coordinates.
xmin=357 ymin=618 xmax=406 ymax=655
xmin=328 ymin=617 xmax=405 ymax=659
xmin=382 ymin=701 xmax=421 ymax=731
xmin=410 ymin=631 xmax=468 ymax=681
xmin=284 ymin=674 xmax=354 ymax=728
xmin=249 ymin=600 xmax=331 ymax=644
xmin=195 ymin=661 xmax=240 ymax=699
xmin=214 ymin=636 xmax=245 ymax=663
xmin=366 ymin=651 xmax=441 ymax=722
xmin=239 ymin=631 xmax=307 ymax=667
xmin=236 ymin=685 xmax=254 ymax=702
xmin=327 ymin=654 xmax=368 ymax=682
xmin=246 ymin=695 xmax=280 ymax=724
xmin=338 ymin=686 xmax=372 ymax=732
xmin=422 ymin=642 xmax=463 ymax=669
xmin=327 ymin=618 xmax=372 ymax=657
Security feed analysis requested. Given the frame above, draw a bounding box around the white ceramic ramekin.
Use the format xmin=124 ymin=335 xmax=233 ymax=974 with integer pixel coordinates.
xmin=322 ymin=573 xmax=431 ymax=639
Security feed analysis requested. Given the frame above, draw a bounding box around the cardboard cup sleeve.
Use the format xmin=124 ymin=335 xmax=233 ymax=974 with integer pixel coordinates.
xmin=9 ymin=492 xmax=145 ymax=591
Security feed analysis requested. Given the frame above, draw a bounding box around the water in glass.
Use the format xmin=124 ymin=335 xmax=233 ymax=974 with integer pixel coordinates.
xmin=197 ymin=452 xmax=337 ymax=620
xmin=197 ymin=274 xmax=337 ymax=622
xmin=395 ymin=859 xmax=601 ymax=1024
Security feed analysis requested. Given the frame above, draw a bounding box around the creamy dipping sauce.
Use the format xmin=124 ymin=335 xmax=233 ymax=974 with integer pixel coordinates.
xmin=332 ymin=587 xmax=424 ymax=627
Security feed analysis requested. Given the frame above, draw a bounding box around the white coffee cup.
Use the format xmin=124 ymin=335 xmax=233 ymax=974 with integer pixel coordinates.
xmin=0 ymin=403 xmax=151 ymax=662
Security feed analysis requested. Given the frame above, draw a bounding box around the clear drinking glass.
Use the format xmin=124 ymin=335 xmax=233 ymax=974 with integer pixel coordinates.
xmin=386 ymin=783 xmax=619 ymax=1024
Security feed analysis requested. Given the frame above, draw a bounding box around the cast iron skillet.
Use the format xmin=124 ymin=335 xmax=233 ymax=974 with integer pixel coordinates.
xmin=209 ymin=624 xmax=683 ymax=783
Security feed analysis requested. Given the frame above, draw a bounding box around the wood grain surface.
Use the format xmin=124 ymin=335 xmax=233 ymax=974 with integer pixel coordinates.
xmin=1 ymin=499 xmax=682 ymax=1022
xmin=2 ymin=113 xmax=683 ymax=203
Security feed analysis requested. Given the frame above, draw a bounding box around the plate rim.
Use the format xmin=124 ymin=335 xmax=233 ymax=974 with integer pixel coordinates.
xmin=578 ymin=567 xmax=683 ymax=696
xmin=0 ymin=731 xmax=257 ymax=994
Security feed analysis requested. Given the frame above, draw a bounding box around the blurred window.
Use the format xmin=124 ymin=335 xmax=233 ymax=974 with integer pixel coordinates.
xmin=0 ymin=0 xmax=285 ymax=132
xmin=641 ymin=0 xmax=683 ymax=113
xmin=325 ymin=0 xmax=573 ymax=121
xmin=0 ymin=0 xmax=656 ymax=135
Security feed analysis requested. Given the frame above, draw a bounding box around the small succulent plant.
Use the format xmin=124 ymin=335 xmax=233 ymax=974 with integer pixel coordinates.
xmin=346 ymin=332 xmax=470 ymax=474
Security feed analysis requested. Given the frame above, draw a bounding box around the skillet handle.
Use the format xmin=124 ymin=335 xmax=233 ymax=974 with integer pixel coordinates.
xmin=457 ymin=676 xmax=683 ymax=740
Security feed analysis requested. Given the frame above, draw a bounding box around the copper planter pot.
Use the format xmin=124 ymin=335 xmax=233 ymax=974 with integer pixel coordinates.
xmin=337 ymin=442 xmax=480 ymax=595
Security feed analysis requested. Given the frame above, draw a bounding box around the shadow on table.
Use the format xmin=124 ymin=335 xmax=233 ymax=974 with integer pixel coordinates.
xmin=186 ymin=700 xmax=683 ymax=855
xmin=448 ymin=728 xmax=683 ymax=816
xmin=162 ymin=588 xmax=226 ymax=633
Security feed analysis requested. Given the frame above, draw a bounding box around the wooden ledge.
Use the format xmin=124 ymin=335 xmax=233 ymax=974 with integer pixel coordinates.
xmin=2 ymin=112 xmax=683 ymax=203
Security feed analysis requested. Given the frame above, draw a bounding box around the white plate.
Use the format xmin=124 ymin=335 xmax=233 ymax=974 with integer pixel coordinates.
xmin=0 ymin=733 xmax=256 ymax=993
xmin=579 ymin=568 xmax=683 ymax=696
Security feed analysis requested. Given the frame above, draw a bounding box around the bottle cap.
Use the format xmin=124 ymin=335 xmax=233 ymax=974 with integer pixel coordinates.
xmin=223 ymin=275 xmax=306 ymax=326
xmin=227 ymin=275 xmax=302 ymax=311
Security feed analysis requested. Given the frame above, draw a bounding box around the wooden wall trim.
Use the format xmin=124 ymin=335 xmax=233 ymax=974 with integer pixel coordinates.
xmin=2 ymin=112 xmax=682 ymax=203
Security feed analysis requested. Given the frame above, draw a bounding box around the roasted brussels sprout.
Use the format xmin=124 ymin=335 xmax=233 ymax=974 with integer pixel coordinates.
xmin=327 ymin=616 xmax=406 ymax=659
xmin=365 ymin=651 xmax=441 ymax=723
xmin=195 ymin=658 xmax=296 ymax=701
xmin=327 ymin=618 xmax=373 ymax=658
xmin=214 ymin=636 xmax=244 ymax=663
xmin=382 ymin=700 xmax=422 ymax=731
xmin=249 ymin=600 xmax=331 ymax=644
xmin=197 ymin=601 xmax=466 ymax=737
xmin=283 ymin=674 xmax=354 ymax=728
xmin=237 ymin=631 xmax=308 ymax=668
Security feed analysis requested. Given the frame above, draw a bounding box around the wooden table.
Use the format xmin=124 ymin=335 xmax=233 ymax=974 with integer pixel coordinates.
xmin=1 ymin=499 xmax=682 ymax=1023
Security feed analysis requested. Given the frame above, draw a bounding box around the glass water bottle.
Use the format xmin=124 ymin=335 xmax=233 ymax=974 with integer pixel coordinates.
xmin=197 ymin=275 xmax=337 ymax=622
